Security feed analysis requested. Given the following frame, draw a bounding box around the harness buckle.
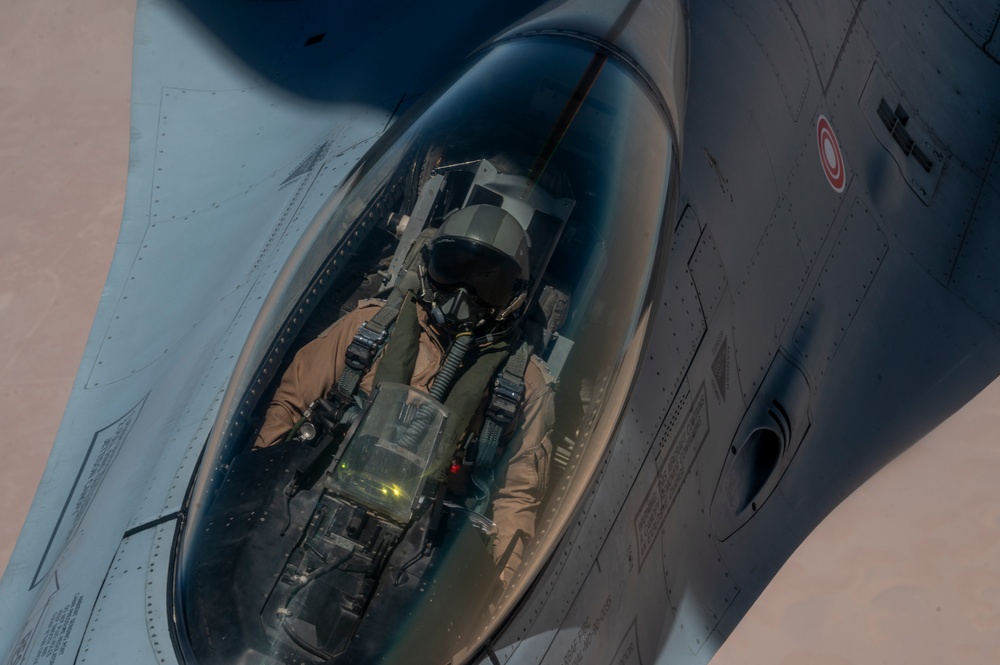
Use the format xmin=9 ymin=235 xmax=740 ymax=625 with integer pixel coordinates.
xmin=487 ymin=374 xmax=525 ymax=425
xmin=345 ymin=322 xmax=388 ymax=371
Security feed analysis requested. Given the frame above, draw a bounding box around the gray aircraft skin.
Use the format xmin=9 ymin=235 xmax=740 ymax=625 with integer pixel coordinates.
xmin=2 ymin=0 xmax=999 ymax=663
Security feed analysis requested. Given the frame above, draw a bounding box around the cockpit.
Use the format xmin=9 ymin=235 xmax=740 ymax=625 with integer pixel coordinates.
xmin=174 ymin=33 xmax=677 ymax=665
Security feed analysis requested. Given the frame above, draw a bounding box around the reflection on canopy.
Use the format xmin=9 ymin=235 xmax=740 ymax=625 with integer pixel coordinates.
xmin=175 ymin=34 xmax=676 ymax=665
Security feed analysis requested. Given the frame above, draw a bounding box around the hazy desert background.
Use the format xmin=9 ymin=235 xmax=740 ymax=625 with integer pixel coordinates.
xmin=2 ymin=2 xmax=999 ymax=663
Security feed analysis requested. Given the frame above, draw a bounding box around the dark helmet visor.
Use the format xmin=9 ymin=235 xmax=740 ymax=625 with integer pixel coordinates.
xmin=428 ymin=237 xmax=523 ymax=306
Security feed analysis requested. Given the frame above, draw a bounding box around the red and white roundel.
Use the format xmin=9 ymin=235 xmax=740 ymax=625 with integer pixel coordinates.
xmin=816 ymin=115 xmax=845 ymax=193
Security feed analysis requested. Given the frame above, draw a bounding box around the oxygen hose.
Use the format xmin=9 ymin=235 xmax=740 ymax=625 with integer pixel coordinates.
xmin=429 ymin=332 xmax=473 ymax=401
xmin=397 ymin=332 xmax=473 ymax=451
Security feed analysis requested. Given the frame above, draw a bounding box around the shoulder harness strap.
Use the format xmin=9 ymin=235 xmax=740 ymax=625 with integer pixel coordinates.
xmin=469 ymin=340 xmax=533 ymax=514
xmin=333 ymin=289 xmax=406 ymax=402
xmin=332 ymin=269 xmax=423 ymax=403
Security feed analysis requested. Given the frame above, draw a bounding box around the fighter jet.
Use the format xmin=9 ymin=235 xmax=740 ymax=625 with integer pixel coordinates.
xmin=2 ymin=0 xmax=999 ymax=664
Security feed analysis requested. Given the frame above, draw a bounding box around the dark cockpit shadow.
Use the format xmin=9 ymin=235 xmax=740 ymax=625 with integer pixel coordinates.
xmin=172 ymin=0 xmax=546 ymax=107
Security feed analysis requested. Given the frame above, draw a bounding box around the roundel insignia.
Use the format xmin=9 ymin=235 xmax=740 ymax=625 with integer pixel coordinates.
xmin=816 ymin=115 xmax=846 ymax=193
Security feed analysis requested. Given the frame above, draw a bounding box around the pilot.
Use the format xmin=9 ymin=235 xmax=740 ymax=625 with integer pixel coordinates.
xmin=254 ymin=204 xmax=555 ymax=584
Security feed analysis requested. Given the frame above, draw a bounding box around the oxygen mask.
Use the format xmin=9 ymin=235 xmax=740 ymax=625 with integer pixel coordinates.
xmin=419 ymin=267 xmax=495 ymax=334
xmin=418 ymin=204 xmax=531 ymax=335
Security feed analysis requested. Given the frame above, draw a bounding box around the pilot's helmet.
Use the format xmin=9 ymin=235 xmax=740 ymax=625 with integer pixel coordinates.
xmin=428 ymin=204 xmax=530 ymax=305
xmin=423 ymin=204 xmax=530 ymax=332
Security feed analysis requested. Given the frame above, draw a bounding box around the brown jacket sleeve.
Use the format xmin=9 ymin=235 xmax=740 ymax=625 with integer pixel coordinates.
xmin=490 ymin=357 xmax=555 ymax=583
xmin=254 ymin=304 xmax=380 ymax=448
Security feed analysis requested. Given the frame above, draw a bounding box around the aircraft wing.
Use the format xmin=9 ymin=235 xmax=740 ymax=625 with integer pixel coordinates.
xmin=2 ymin=0 xmax=999 ymax=664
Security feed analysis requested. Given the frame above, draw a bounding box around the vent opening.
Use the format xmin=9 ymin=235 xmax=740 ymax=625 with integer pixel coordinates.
xmin=723 ymin=428 xmax=782 ymax=514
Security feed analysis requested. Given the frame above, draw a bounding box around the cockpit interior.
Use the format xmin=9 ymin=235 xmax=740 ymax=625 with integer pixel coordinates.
xmin=174 ymin=34 xmax=677 ymax=665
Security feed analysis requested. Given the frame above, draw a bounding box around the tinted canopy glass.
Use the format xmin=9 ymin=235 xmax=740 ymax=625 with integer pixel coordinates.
xmin=176 ymin=34 xmax=677 ymax=665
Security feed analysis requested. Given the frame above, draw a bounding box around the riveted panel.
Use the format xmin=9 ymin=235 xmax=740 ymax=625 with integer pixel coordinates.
xmin=988 ymin=23 xmax=1000 ymax=61
xmin=125 ymin=388 xmax=216 ymax=530
xmin=783 ymin=0 xmax=859 ymax=88
xmin=87 ymin=114 xmax=385 ymax=388
xmin=777 ymin=114 xmax=850 ymax=275
xmin=722 ymin=0 xmax=811 ymax=121
xmin=991 ymin=139 xmax=1000 ymax=194
xmin=731 ymin=199 xmax=809 ymax=404
xmin=636 ymin=384 xmax=711 ymax=573
xmin=151 ymin=88 xmax=330 ymax=223
xmin=688 ymin=222 xmax=729 ymax=329
xmin=939 ymin=0 xmax=1000 ymax=43
xmin=30 ymin=396 xmax=147 ymax=588
xmin=627 ymin=210 xmax=707 ymax=443
xmin=673 ymin=205 xmax=705 ymax=259
xmin=78 ymin=523 xmax=179 ymax=665
xmin=662 ymin=491 xmax=740 ymax=656
xmin=630 ymin=269 xmax=704 ymax=436
xmin=859 ymin=64 xmax=948 ymax=205
xmin=949 ymin=180 xmax=1000 ymax=327
xmin=860 ymin=0 xmax=1000 ymax=181
xmin=792 ymin=197 xmax=889 ymax=383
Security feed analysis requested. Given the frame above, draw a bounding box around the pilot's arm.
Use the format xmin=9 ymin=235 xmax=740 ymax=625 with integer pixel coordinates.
xmin=254 ymin=305 xmax=376 ymax=448
xmin=489 ymin=357 xmax=555 ymax=584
